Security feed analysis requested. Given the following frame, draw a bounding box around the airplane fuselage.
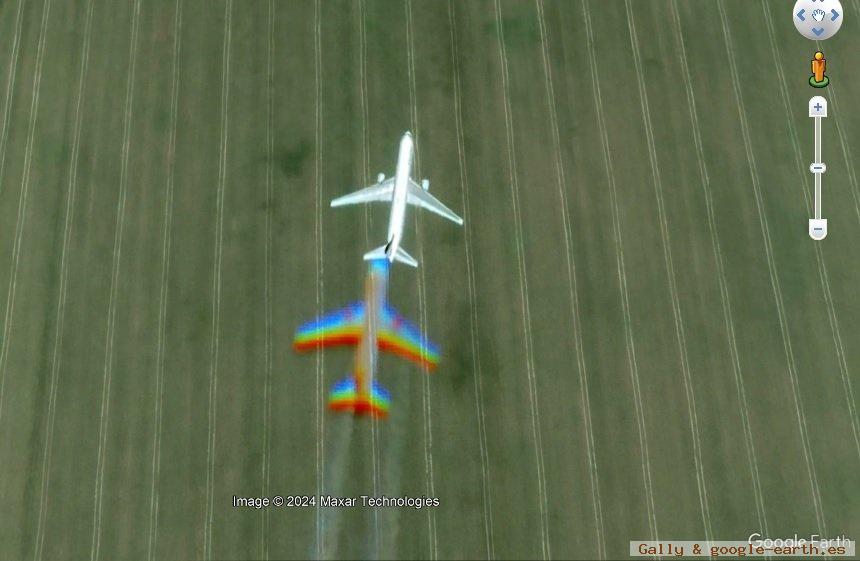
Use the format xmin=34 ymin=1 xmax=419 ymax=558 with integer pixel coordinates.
xmin=385 ymin=132 xmax=414 ymax=262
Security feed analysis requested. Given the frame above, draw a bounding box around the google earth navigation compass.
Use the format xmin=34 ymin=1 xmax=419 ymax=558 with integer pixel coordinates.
xmin=794 ymin=0 xmax=843 ymax=41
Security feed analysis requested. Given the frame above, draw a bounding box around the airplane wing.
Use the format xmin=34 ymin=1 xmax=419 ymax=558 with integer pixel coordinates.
xmin=406 ymin=180 xmax=464 ymax=225
xmin=294 ymin=302 xmax=364 ymax=350
xmin=331 ymin=178 xmax=395 ymax=207
xmin=378 ymin=304 xmax=440 ymax=370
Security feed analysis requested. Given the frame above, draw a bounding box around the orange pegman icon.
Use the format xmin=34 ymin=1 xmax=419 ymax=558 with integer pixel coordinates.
xmin=810 ymin=51 xmax=829 ymax=88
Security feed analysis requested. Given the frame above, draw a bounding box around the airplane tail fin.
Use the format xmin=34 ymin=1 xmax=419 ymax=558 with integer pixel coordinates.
xmin=328 ymin=376 xmax=390 ymax=418
xmin=363 ymin=244 xmax=418 ymax=268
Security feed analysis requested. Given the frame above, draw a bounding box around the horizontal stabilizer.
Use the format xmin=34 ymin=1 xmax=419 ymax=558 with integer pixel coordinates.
xmin=363 ymin=244 xmax=419 ymax=268
xmin=329 ymin=376 xmax=390 ymax=418
xmin=394 ymin=246 xmax=418 ymax=267
xmin=363 ymin=245 xmax=387 ymax=262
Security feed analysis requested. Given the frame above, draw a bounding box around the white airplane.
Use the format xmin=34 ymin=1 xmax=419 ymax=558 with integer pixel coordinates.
xmin=331 ymin=131 xmax=463 ymax=267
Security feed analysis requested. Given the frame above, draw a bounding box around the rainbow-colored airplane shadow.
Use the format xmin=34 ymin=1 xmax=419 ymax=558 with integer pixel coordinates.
xmin=293 ymin=259 xmax=439 ymax=418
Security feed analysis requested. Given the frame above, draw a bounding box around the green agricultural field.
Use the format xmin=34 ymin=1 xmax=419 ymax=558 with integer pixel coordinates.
xmin=0 ymin=0 xmax=857 ymax=559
